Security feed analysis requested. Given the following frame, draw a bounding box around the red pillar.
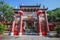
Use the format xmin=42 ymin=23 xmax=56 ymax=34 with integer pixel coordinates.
xmin=44 ymin=11 xmax=50 ymax=35
xmin=18 ymin=10 xmax=23 ymax=36
xmin=10 ymin=15 xmax=16 ymax=36
xmin=36 ymin=21 xmax=39 ymax=34
xmin=37 ymin=10 xmax=43 ymax=36
xmin=38 ymin=16 xmax=42 ymax=36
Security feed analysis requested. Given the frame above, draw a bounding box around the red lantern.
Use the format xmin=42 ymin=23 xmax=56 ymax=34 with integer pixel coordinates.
xmin=18 ymin=10 xmax=23 ymax=15
xmin=37 ymin=10 xmax=42 ymax=15
xmin=42 ymin=31 xmax=46 ymax=36
xmin=14 ymin=31 xmax=18 ymax=35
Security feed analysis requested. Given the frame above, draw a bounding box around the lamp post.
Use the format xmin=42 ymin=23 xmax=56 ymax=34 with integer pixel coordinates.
xmin=18 ymin=10 xmax=23 ymax=36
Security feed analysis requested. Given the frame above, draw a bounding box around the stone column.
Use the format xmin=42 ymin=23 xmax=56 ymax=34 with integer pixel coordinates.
xmin=10 ymin=15 xmax=16 ymax=36
xmin=24 ymin=21 xmax=26 ymax=30
xmin=34 ymin=22 xmax=36 ymax=27
xmin=44 ymin=11 xmax=50 ymax=36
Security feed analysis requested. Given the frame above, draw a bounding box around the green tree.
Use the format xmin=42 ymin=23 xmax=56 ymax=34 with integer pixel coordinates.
xmin=0 ymin=0 xmax=14 ymax=22
xmin=53 ymin=8 xmax=60 ymax=22
xmin=47 ymin=8 xmax=60 ymax=22
xmin=55 ymin=25 xmax=60 ymax=35
xmin=47 ymin=10 xmax=56 ymax=22
xmin=0 ymin=24 xmax=6 ymax=34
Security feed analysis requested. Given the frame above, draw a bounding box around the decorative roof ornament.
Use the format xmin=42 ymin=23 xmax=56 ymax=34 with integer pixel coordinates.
xmin=36 ymin=3 xmax=41 ymax=6
xmin=15 ymin=6 xmax=18 ymax=9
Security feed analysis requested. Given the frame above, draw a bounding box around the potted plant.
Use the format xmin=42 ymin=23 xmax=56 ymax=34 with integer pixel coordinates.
xmin=0 ymin=24 xmax=6 ymax=38
xmin=55 ymin=25 xmax=60 ymax=37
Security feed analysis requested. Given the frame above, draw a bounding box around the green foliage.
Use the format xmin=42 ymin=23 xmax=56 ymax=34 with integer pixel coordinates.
xmin=47 ymin=8 xmax=60 ymax=22
xmin=55 ymin=25 xmax=60 ymax=34
xmin=0 ymin=24 xmax=6 ymax=34
xmin=0 ymin=0 xmax=14 ymax=22
xmin=47 ymin=10 xmax=56 ymax=22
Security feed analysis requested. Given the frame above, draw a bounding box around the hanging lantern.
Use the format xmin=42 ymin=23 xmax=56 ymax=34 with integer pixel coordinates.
xmin=37 ymin=10 xmax=42 ymax=15
xmin=18 ymin=10 xmax=23 ymax=15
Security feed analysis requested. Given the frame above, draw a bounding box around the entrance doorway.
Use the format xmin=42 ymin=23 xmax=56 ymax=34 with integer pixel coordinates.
xmin=24 ymin=21 xmax=37 ymax=35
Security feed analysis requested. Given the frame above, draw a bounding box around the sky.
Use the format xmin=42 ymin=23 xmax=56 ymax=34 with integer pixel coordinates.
xmin=4 ymin=0 xmax=60 ymax=10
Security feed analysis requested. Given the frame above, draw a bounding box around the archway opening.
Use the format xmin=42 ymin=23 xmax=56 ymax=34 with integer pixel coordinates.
xmin=24 ymin=21 xmax=37 ymax=35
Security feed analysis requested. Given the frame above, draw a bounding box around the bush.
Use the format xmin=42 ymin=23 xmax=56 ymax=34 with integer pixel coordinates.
xmin=0 ymin=24 xmax=6 ymax=34
xmin=55 ymin=25 xmax=60 ymax=34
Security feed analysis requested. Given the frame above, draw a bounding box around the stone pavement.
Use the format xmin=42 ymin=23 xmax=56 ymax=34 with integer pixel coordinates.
xmin=0 ymin=35 xmax=60 ymax=40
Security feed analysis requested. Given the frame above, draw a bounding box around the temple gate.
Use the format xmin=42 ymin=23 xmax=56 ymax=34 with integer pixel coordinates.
xmin=10 ymin=5 xmax=50 ymax=36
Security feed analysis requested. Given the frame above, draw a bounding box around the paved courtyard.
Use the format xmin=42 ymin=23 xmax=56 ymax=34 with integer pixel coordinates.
xmin=0 ymin=35 xmax=60 ymax=40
